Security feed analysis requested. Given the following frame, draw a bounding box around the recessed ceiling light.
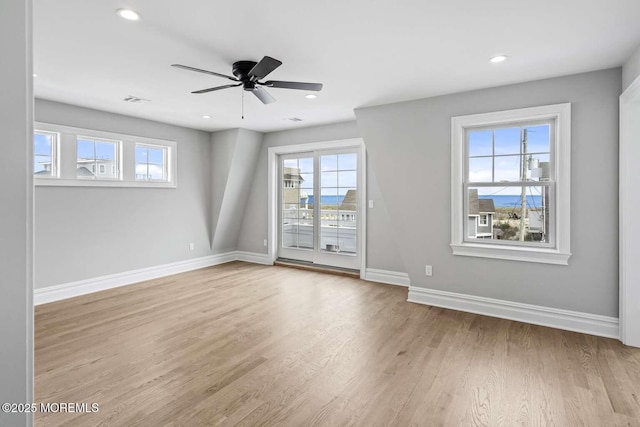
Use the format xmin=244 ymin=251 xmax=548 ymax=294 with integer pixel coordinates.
xmin=490 ymin=55 xmax=508 ymax=63
xmin=305 ymin=94 xmax=317 ymax=99
xmin=116 ymin=8 xmax=141 ymax=21
xmin=202 ymin=115 xmax=211 ymax=119
xmin=33 ymin=73 xmax=37 ymax=78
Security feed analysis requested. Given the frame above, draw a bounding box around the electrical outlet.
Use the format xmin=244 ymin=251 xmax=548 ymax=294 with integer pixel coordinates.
xmin=189 ymin=243 xmax=194 ymax=251
xmin=425 ymin=265 xmax=433 ymax=276
xmin=263 ymin=239 xmax=268 ymax=247
xmin=368 ymin=200 xmax=374 ymax=208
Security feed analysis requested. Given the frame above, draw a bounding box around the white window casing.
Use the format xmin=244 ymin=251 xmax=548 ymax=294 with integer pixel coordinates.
xmin=451 ymin=103 xmax=571 ymax=265
xmin=34 ymin=122 xmax=177 ymax=188
xmin=33 ymin=130 xmax=60 ymax=178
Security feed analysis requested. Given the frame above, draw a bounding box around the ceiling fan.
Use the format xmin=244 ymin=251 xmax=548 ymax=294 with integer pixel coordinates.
xmin=172 ymin=56 xmax=323 ymax=105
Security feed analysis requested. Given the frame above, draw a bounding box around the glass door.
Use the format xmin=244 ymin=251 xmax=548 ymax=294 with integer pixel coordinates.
xmin=279 ymin=153 xmax=315 ymax=262
xmin=278 ymin=149 xmax=360 ymax=270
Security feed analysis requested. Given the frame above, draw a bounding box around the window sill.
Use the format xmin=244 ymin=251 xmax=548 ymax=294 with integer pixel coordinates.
xmin=451 ymin=243 xmax=571 ymax=265
xmin=35 ymin=178 xmax=176 ymax=188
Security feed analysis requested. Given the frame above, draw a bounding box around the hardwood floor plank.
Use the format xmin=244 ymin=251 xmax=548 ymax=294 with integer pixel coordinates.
xmin=35 ymin=262 xmax=640 ymax=426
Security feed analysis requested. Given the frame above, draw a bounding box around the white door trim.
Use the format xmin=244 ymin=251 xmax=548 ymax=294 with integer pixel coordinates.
xmin=620 ymin=75 xmax=640 ymax=347
xmin=268 ymin=138 xmax=367 ymax=278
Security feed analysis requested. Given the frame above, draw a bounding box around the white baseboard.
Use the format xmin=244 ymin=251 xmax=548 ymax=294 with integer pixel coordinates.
xmin=364 ymin=268 xmax=410 ymax=287
xmin=34 ymin=251 xmax=271 ymax=305
xmin=236 ymin=251 xmax=273 ymax=265
xmin=408 ymin=286 xmax=619 ymax=339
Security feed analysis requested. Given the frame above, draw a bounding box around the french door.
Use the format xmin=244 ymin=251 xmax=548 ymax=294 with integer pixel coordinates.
xmin=278 ymin=148 xmax=360 ymax=270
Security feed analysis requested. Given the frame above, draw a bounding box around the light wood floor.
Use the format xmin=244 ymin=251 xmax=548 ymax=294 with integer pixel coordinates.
xmin=35 ymin=262 xmax=640 ymax=426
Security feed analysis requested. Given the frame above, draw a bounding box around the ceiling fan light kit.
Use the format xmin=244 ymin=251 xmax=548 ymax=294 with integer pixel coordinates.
xmin=172 ymin=56 xmax=323 ymax=106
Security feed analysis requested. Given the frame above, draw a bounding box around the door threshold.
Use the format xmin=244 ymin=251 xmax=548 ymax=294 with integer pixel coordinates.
xmin=274 ymin=258 xmax=360 ymax=278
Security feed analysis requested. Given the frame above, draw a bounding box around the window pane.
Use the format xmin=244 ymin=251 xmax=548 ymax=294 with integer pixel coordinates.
xmin=135 ymin=144 xmax=167 ymax=181
xmin=135 ymin=163 xmax=148 ymax=180
xmin=282 ymin=203 xmax=313 ymax=250
xmin=468 ymin=186 xmax=549 ymax=243
xmin=77 ymin=138 xmax=118 ymax=179
xmin=494 ymin=155 xmax=521 ymax=182
xmin=338 ymin=170 xmax=357 ymax=187
xmin=283 ymin=184 xmax=300 ymax=206
xmin=525 ymin=124 xmax=550 ymax=154
xmin=299 ymin=172 xmax=313 ymax=189
xmin=527 ymin=154 xmax=550 ymax=181
xmin=77 ymin=139 xmax=95 ymax=178
xmin=148 ymin=147 xmax=164 ymax=165
xmin=338 ymin=153 xmax=357 ymax=170
xmin=135 ymin=145 xmax=147 ymax=162
xmin=321 ymin=171 xmax=338 ymax=188
xmin=321 ymin=155 xmax=338 ymax=171
xmin=320 ymin=227 xmax=339 ymax=252
xmin=494 ymin=128 xmax=520 ymax=155
xmin=468 ymin=157 xmax=492 ymax=182
xmin=147 ymin=164 xmax=164 ymax=180
xmin=468 ymin=130 xmax=492 ymax=157
xmin=337 ymin=189 xmax=357 ymax=210
xmin=298 ymin=157 xmax=313 ymax=174
xmin=96 ymin=141 xmax=115 ymax=161
xmin=34 ymin=133 xmax=54 ymax=176
xmin=97 ymin=142 xmax=116 ymax=178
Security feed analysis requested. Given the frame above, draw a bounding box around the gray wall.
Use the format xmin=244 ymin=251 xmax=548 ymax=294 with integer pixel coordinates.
xmin=211 ymin=128 xmax=263 ymax=252
xmin=34 ymin=100 xmax=214 ymax=289
xmin=355 ymin=68 xmax=621 ymax=317
xmin=623 ymin=44 xmax=640 ymax=92
xmin=0 ymin=1 xmax=34 ymax=425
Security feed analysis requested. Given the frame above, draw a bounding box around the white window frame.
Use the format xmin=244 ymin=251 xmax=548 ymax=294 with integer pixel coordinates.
xmin=135 ymin=143 xmax=170 ymax=182
xmin=33 ymin=130 xmax=60 ymax=178
xmin=451 ymin=103 xmax=571 ymax=265
xmin=34 ymin=122 xmax=177 ymax=188
xmin=76 ymin=135 xmax=121 ymax=181
xmin=479 ymin=214 xmax=488 ymax=226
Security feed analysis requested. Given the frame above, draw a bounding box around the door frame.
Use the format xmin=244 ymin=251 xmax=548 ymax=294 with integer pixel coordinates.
xmin=268 ymin=138 xmax=366 ymax=278
xmin=620 ymin=76 xmax=640 ymax=347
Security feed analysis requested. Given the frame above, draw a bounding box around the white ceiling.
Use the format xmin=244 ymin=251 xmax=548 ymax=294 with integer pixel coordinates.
xmin=34 ymin=0 xmax=640 ymax=133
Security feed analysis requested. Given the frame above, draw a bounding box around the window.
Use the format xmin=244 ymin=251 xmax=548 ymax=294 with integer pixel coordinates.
xmin=33 ymin=122 xmax=177 ymax=188
xmin=135 ymin=144 xmax=168 ymax=181
xmin=451 ymin=104 xmax=571 ymax=265
xmin=77 ymin=137 xmax=119 ymax=179
xmin=33 ymin=131 xmax=59 ymax=177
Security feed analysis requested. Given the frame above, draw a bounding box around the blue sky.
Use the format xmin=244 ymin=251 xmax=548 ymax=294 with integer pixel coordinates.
xmin=468 ymin=124 xmax=550 ymax=195
xmin=34 ymin=133 xmax=52 ymax=172
xmin=77 ymin=139 xmax=116 ymax=160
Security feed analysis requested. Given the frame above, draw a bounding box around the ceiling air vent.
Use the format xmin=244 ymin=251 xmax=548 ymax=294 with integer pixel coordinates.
xmin=123 ymin=95 xmax=150 ymax=104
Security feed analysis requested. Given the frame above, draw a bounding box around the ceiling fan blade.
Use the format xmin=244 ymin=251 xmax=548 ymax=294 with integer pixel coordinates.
xmin=172 ymin=64 xmax=238 ymax=81
xmin=252 ymin=86 xmax=276 ymax=104
xmin=248 ymin=56 xmax=282 ymax=80
xmin=191 ymin=83 xmax=241 ymax=94
xmin=262 ymin=80 xmax=323 ymax=91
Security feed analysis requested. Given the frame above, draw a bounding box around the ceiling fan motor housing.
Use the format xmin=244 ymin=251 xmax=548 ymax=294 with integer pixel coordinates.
xmin=232 ymin=61 xmax=258 ymax=81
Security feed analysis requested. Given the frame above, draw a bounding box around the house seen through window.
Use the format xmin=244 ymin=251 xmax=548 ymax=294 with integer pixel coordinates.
xmin=77 ymin=137 xmax=119 ymax=179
